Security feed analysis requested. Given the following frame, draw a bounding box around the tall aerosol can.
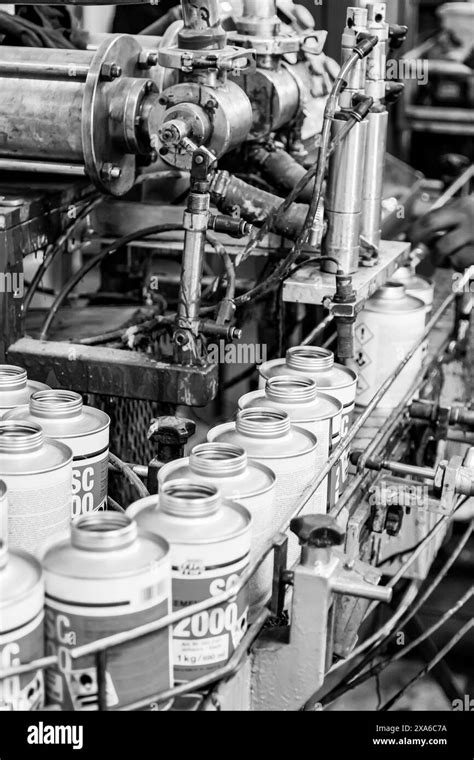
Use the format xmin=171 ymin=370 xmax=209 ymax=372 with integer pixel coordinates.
xmin=5 ymin=390 xmax=110 ymax=517
xmin=43 ymin=512 xmax=172 ymax=711
xmin=354 ymin=282 xmax=426 ymax=408
xmin=323 ymin=6 xmax=370 ymax=273
xmin=361 ymin=3 xmax=389 ymax=249
xmin=0 ymin=365 xmax=49 ymax=419
xmin=158 ymin=443 xmax=275 ymax=605
xmin=129 ymin=481 xmax=252 ymax=682
xmin=238 ymin=376 xmax=342 ymax=511
xmin=0 ymin=542 xmax=45 ymax=710
xmin=0 ymin=421 xmax=72 ymax=557
xmin=258 ymin=347 xmax=358 ymax=494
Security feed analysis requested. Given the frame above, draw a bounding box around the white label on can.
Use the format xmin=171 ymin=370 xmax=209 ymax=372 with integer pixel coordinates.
xmin=0 ymin=611 xmax=44 ymax=711
xmin=71 ymin=449 xmax=108 ymax=517
xmin=172 ymin=550 xmax=249 ymax=681
xmin=5 ymin=471 xmax=71 ymax=557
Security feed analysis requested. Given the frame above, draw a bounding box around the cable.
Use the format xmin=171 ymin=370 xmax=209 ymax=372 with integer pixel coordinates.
xmin=107 ymin=496 xmax=125 ymax=513
xmin=317 ymin=516 xmax=473 ymax=708
xmin=23 ymin=195 xmax=101 ymax=314
xmin=108 ymin=452 xmax=150 ymax=500
xmin=39 ymin=224 xmax=184 ymax=340
xmin=378 ymin=619 xmax=473 ymax=711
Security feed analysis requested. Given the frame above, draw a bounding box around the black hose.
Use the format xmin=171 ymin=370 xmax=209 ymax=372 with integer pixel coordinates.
xmin=39 ymin=224 xmax=184 ymax=341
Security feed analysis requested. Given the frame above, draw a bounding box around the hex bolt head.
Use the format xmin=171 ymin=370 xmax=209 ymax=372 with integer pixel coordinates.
xmin=100 ymin=62 xmax=122 ymax=81
xmin=138 ymin=50 xmax=159 ymax=69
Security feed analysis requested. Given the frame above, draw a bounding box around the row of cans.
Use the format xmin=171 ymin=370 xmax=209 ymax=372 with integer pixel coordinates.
xmin=0 ymin=365 xmax=110 ymax=557
xmin=0 ymin=479 xmax=252 ymax=710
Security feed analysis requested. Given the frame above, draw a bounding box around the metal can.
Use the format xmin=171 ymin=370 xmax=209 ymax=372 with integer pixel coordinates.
xmin=43 ymin=511 xmax=172 ymax=711
xmin=5 ymin=390 xmax=110 ymax=517
xmin=158 ymin=443 xmax=275 ymax=606
xmin=354 ymin=282 xmax=425 ymax=408
xmin=258 ymin=348 xmax=357 ymax=495
xmin=0 ymin=421 xmax=72 ymax=558
xmin=207 ymin=408 xmax=317 ymax=567
xmin=238 ymin=376 xmax=342 ymax=512
xmin=0 ymin=480 xmax=7 ymax=569
xmin=0 ymin=365 xmax=49 ymax=419
xmin=128 ymin=480 xmax=252 ymax=682
xmin=391 ymin=267 xmax=434 ymax=316
xmin=0 ymin=547 xmax=44 ymax=710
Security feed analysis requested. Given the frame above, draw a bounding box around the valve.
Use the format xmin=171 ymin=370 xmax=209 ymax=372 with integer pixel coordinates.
xmin=146 ymin=416 xmax=196 ymax=493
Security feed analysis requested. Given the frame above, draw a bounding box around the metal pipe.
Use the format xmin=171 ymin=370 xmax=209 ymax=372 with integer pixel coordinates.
xmin=177 ymin=191 xmax=209 ymax=328
xmin=0 ymin=159 xmax=86 ymax=175
xmin=0 ymin=62 xmax=90 ymax=79
xmin=301 ymin=314 xmax=335 ymax=345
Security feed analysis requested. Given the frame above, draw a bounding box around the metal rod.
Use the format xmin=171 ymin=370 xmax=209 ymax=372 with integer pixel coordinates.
xmin=0 ymin=158 xmax=86 ymax=175
xmin=0 ymin=62 xmax=90 ymax=79
xmin=301 ymin=314 xmax=334 ymax=345
xmin=96 ymin=650 xmax=108 ymax=711
xmin=117 ymin=607 xmax=271 ymax=711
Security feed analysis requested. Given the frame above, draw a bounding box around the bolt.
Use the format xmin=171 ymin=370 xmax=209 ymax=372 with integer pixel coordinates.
xmin=194 ymin=154 xmax=204 ymax=165
xmin=149 ymin=149 xmax=158 ymax=163
xmin=100 ymin=62 xmax=122 ymax=81
xmin=101 ymin=163 xmax=122 ymax=181
xmin=159 ymin=147 xmax=169 ymax=156
xmin=158 ymin=96 xmax=168 ymax=106
xmin=138 ymin=50 xmax=159 ymax=69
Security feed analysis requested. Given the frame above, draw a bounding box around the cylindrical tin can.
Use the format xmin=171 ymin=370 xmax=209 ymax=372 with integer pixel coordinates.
xmin=207 ymin=408 xmax=317 ymax=567
xmin=391 ymin=267 xmax=434 ymax=316
xmin=158 ymin=443 xmax=275 ymax=606
xmin=5 ymin=390 xmax=110 ymax=517
xmin=43 ymin=512 xmax=172 ymax=711
xmin=128 ymin=481 xmax=252 ymax=682
xmin=0 ymin=480 xmax=7 ymax=568
xmin=0 ymin=421 xmax=72 ymax=558
xmin=0 ymin=365 xmax=49 ymax=419
xmin=0 ymin=547 xmax=44 ymax=710
xmin=390 ymin=268 xmax=434 ymax=369
xmin=354 ymin=282 xmax=425 ymax=408
xmin=238 ymin=376 xmax=342 ymax=511
xmin=258 ymin=347 xmax=358 ymax=491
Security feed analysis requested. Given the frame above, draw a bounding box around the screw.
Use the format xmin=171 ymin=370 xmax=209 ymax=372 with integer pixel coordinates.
xmin=100 ymin=62 xmax=122 ymax=81
xmin=101 ymin=163 xmax=122 ymax=181
xmin=194 ymin=155 xmax=204 ymax=164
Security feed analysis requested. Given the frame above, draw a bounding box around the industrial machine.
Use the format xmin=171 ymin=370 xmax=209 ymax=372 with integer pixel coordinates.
xmin=0 ymin=0 xmax=472 ymax=712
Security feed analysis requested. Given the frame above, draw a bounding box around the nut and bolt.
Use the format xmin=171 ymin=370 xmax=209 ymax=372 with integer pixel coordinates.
xmin=138 ymin=50 xmax=159 ymax=69
xmin=100 ymin=62 xmax=122 ymax=81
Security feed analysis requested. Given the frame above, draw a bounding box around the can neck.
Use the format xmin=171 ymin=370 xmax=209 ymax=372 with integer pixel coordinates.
xmin=286 ymin=347 xmax=334 ymax=372
xmin=0 ymin=365 xmax=27 ymax=392
xmin=30 ymin=389 xmax=83 ymax=419
xmin=71 ymin=512 xmax=137 ymax=551
xmin=189 ymin=443 xmax=247 ymax=477
xmin=236 ymin=407 xmax=291 ymax=438
xmin=0 ymin=421 xmax=44 ymax=453
xmin=266 ymin=375 xmax=318 ymax=404
xmin=160 ymin=480 xmax=220 ymax=517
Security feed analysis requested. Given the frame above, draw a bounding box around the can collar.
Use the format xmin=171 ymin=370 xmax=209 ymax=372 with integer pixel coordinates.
xmin=190 ymin=443 xmax=247 ymax=477
xmin=265 ymin=375 xmax=318 ymax=404
xmin=0 ymin=365 xmax=27 ymax=391
xmin=161 ymin=480 xmax=220 ymax=517
xmin=286 ymin=347 xmax=334 ymax=372
xmin=0 ymin=421 xmax=43 ymax=453
xmin=30 ymin=389 xmax=83 ymax=419
xmin=236 ymin=407 xmax=291 ymax=438
xmin=71 ymin=512 xmax=137 ymax=551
